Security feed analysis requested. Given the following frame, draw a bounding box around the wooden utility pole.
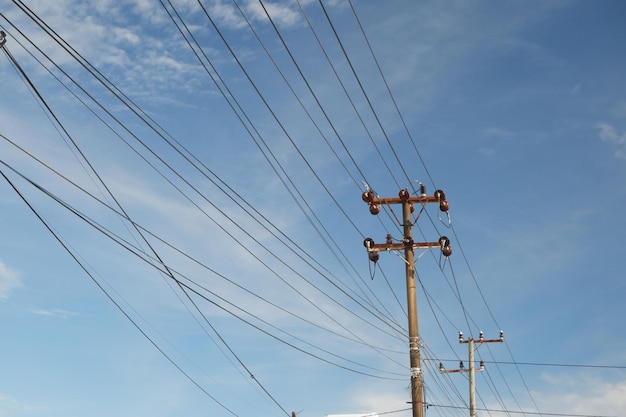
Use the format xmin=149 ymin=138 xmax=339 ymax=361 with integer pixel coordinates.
xmin=439 ymin=331 xmax=504 ymax=417
xmin=362 ymin=187 xmax=451 ymax=417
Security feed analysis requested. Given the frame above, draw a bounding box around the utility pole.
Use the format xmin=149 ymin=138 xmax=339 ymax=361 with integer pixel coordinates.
xmin=362 ymin=186 xmax=451 ymax=417
xmin=439 ymin=331 xmax=504 ymax=417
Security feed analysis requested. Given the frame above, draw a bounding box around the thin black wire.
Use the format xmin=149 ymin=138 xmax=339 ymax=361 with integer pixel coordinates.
xmin=430 ymin=359 xmax=626 ymax=370
xmin=0 ymin=131 xmax=406 ymax=360
xmin=317 ymin=0 xmax=413 ymax=187
xmin=228 ymin=0 xmax=400 ymax=330
xmin=158 ymin=0 xmax=399 ymax=336
xmin=0 ymin=155 xmax=407 ymax=377
xmin=431 ymin=403 xmax=621 ymax=417
xmin=2 ymin=17 xmax=412 ymax=410
xmin=294 ymin=0 xmax=401 ymax=190
xmin=3 ymin=6 xmax=409 ymax=347
xmin=2 ymin=35 xmax=292 ymax=415
xmin=0 ymin=168 xmax=241 ymax=417
xmin=347 ymin=0 xmax=436 ymax=189
xmin=159 ymin=0 xmax=407 ymax=341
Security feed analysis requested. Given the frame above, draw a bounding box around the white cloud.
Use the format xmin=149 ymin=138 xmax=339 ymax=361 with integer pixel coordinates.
xmin=596 ymin=122 xmax=626 ymax=159
xmin=0 ymin=261 xmax=21 ymax=300
xmin=31 ymin=308 xmax=81 ymax=319
xmin=245 ymin=0 xmax=301 ymax=28
xmin=347 ymin=382 xmax=410 ymax=416
xmin=534 ymin=374 xmax=626 ymax=416
xmin=208 ymin=1 xmax=247 ymax=29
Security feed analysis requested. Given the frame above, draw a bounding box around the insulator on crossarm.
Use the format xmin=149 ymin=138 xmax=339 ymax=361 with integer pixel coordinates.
xmin=459 ymin=361 xmax=464 ymax=370
xmin=439 ymin=236 xmax=450 ymax=247
xmin=459 ymin=331 xmax=464 ymax=342
xmin=368 ymin=251 xmax=379 ymax=263
xmin=479 ymin=330 xmax=484 ymax=340
xmin=479 ymin=361 xmax=485 ymax=370
xmin=441 ymin=245 xmax=452 ymax=257
xmin=439 ymin=362 xmax=444 ymax=372
xmin=363 ymin=238 xmax=375 ymax=249
xmin=420 ymin=183 xmax=427 ymax=196
xmin=369 ymin=203 xmax=380 ymax=215
xmin=399 ymin=188 xmax=410 ymax=201
xmin=500 ymin=330 xmax=504 ymax=341
xmin=362 ymin=190 xmax=375 ymax=203
xmin=434 ymin=189 xmax=449 ymax=212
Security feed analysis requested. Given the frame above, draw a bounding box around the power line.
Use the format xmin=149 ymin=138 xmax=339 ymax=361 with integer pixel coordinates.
xmin=0 ymin=167 xmax=242 ymax=417
xmin=430 ymin=403 xmax=622 ymax=417
xmin=431 ymin=359 xmax=626 ymax=370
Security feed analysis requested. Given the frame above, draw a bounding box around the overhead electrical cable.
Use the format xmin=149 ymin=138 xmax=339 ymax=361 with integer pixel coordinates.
xmin=158 ymin=0 xmax=408 ymax=334
xmin=0 ymin=158 xmax=406 ymax=380
xmin=294 ymin=0 xmax=402 ymax=190
xmin=0 ymin=132 xmax=409 ymax=365
xmin=430 ymin=404 xmax=619 ymax=417
xmin=347 ymin=0 xmax=436 ymax=188
xmin=3 ymin=17 xmax=414 ymax=412
xmin=317 ymin=0 xmax=413 ymax=187
xmin=2 ymin=36 xmax=293 ymax=416
xmin=2 ymin=10 xmax=410 ymax=350
xmin=230 ymin=0 xmax=395 ymax=327
xmin=1 ymin=121 xmax=409 ymax=360
xmin=163 ymin=0 xmax=403 ymax=334
xmin=0 ymin=167 xmax=241 ymax=417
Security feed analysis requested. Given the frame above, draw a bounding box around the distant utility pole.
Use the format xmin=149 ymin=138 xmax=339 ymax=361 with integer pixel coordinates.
xmin=362 ymin=185 xmax=451 ymax=417
xmin=439 ymin=331 xmax=504 ymax=417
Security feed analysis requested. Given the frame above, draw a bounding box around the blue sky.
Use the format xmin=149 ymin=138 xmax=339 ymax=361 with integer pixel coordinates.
xmin=1 ymin=1 xmax=626 ymax=416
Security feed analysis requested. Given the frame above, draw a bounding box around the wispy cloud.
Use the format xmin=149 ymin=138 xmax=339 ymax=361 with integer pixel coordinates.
xmin=534 ymin=374 xmax=626 ymax=416
xmin=245 ymin=0 xmax=302 ymax=28
xmin=596 ymin=122 xmax=626 ymax=159
xmin=31 ymin=308 xmax=81 ymax=319
xmin=0 ymin=260 xmax=21 ymax=300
